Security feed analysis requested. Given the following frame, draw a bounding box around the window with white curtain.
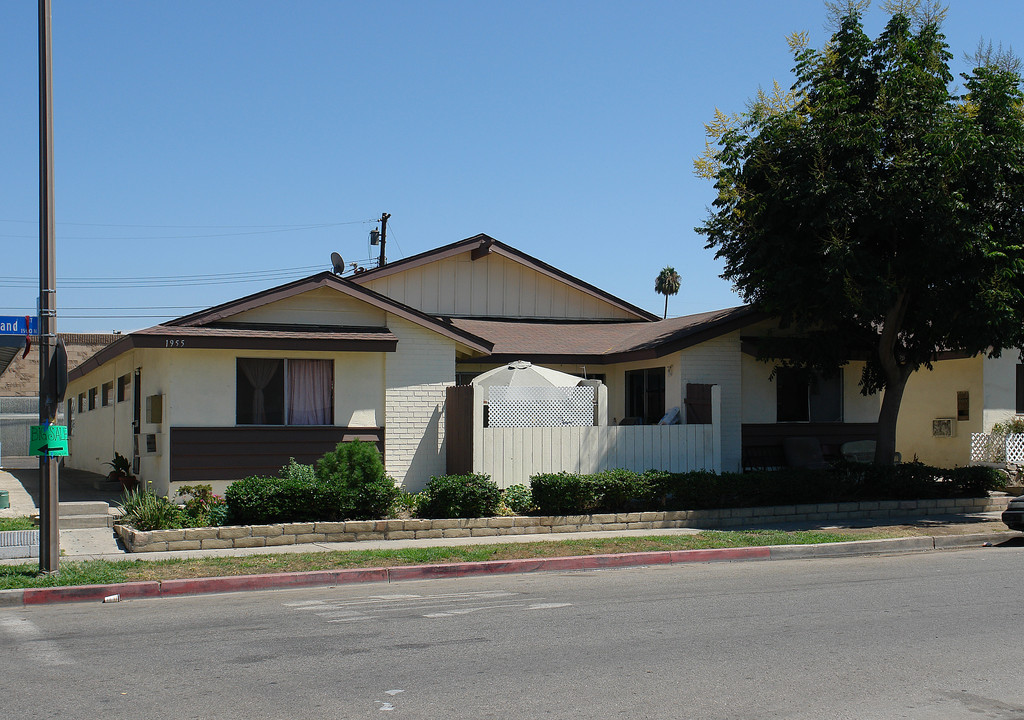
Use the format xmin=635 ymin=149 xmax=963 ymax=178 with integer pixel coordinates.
xmin=236 ymin=358 xmax=333 ymax=425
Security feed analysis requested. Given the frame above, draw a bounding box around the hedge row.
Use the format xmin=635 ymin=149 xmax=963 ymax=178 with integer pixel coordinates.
xmin=528 ymin=463 xmax=1006 ymax=516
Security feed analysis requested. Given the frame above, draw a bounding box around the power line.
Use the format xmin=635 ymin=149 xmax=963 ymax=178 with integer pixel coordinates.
xmin=0 ymin=217 xmax=376 ymax=228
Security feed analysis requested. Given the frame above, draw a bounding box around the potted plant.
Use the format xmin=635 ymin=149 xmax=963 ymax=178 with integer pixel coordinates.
xmin=106 ymin=452 xmax=138 ymax=493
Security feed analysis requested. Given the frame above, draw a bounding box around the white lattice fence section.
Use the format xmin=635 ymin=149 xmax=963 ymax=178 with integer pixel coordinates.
xmin=1007 ymin=434 xmax=1024 ymax=463
xmin=970 ymin=433 xmax=1024 ymax=464
xmin=479 ymin=424 xmax=718 ymax=487
xmin=488 ymin=386 xmax=595 ymax=427
xmin=971 ymin=433 xmax=1003 ymax=463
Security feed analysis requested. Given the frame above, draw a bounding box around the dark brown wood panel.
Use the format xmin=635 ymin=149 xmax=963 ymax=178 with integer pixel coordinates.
xmin=685 ymin=383 xmax=713 ymax=424
xmin=445 ymin=385 xmax=474 ymax=475
xmin=169 ymin=426 xmax=384 ymax=484
xmin=741 ymin=423 xmax=878 ymax=471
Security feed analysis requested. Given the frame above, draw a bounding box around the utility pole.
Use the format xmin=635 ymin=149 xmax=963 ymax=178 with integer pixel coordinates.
xmin=373 ymin=212 xmax=390 ymax=268
xmin=38 ymin=0 xmax=59 ymax=573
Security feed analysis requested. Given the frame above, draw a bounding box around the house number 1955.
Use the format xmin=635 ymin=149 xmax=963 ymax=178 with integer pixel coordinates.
xmin=165 ymin=339 xmax=185 ymax=348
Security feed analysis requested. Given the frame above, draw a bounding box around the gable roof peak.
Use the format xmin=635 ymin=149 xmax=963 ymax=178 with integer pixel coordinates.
xmin=351 ymin=233 xmax=659 ymax=322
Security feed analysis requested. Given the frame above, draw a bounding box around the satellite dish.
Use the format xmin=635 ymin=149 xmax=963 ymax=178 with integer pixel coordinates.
xmin=330 ymin=252 xmax=345 ymax=275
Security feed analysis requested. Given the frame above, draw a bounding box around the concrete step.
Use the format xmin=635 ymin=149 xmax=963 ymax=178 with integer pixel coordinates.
xmin=58 ymin=513 xmax=113 ymax=530
xmin=59 ymin=501 xmax=110 ymax=517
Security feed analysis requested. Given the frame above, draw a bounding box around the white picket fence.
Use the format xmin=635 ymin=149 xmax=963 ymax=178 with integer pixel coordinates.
xmin=472 ymin=386 xmax=722 ymax=488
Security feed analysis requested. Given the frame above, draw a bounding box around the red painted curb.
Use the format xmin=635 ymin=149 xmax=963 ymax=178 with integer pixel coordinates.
xmin=22 ymin=581 xmax=161 ymax=605
xmin=159 ymin=568 xmax=390 ymax=596
xmin=669 ymin=547 xmax=771 ymax=563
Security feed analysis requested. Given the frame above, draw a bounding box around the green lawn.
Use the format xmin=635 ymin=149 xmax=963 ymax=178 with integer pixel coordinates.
xmin=0 ymin=529 xmax=891 ymax=591
xmin=0 ymin=517 xmax=36 ymax=532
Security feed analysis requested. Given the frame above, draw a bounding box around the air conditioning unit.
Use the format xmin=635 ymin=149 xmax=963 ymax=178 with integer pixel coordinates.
xmin=141 ymin=432 xmax=164 ymax=456
xmin=932 ymin=418 xmax=956 ymax=438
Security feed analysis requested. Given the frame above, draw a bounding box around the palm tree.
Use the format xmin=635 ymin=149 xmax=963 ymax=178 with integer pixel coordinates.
xmin=655 ymin=266 xmax=681 ymax=319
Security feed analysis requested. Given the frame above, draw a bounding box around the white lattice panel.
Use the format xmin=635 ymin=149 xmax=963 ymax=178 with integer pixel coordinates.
xmin=971 ymin=433 xmax=1004 ymax=463
xmin=488 ymin=386 xmax=595 ymax=427
xmin=1006 ymin=434 xmax=1024 ymax=464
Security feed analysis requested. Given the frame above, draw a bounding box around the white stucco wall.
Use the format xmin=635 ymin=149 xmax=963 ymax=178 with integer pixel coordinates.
xmin=982 ymin=352 xmax=1020 ymax=432
xmin=66 ymin=351 xmax=140 ymax=480
xmin=677 ymin=331 xmax=743 ymax=473
xmin=384 ymin=315 xmax=455 ymax=491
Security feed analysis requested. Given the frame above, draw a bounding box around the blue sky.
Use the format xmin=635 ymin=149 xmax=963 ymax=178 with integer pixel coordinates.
xmin=1 ymin=1 xmax=1020 ymax=332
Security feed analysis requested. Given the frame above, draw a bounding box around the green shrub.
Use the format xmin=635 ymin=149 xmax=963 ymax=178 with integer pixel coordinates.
xmin=991 ymin=417 xmax=1024 ymax=436
xmin=224 ymin=475 xmax=318 ymax=525
xmin=947 ymin=465 xmax=1007 ymax=496
xmin=417 ymin=474 xmax=501 ymax=519
xmin=117 ymin=489 xmax=183 ymax=531
xmin=176 ymin=484 xmax=227 ymax=527
xmin=316 ymin=440 xmax=384 ymax=486
xmin=280 ymin=458 xmax=316 ymax=483
xmin=530 ymin=461 xmax=1007 ymax=516
xmin=391 ymin=490 xmax=422 ymax=518
xmin=315 ymin=441 xmax=398 ymax=520
xmin=530 ymin=472 xmax=601 ymax=515
xmin=501 ymin=484 xmax=534 ymax=515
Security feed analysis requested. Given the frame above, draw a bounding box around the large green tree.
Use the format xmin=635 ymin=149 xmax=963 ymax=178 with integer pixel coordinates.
xmin=697 ymin=5 xmax=1024 ymax=464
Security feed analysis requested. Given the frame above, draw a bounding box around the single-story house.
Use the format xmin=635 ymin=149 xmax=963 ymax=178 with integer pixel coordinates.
xmin=62 ymin=234 xmax=1023 ymax=495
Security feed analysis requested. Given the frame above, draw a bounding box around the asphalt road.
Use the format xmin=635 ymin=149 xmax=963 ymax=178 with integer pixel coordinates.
xmin=2 ymin=548 xmax=1023 ymax=719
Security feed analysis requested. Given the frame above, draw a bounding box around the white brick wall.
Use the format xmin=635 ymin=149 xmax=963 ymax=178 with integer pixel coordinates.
xmin=679 ymin=330 xmax=743 ymax=472
xmin=384 ymin=316 xmax=456 ymax=490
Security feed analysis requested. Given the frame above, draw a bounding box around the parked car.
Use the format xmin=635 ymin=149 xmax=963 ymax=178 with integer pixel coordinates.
xmin=1002 ymin=495 xmax=1024 ymax=531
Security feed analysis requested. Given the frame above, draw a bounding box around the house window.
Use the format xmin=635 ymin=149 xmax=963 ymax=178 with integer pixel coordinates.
xmin=117 ymin=374 xmax=130 ymax=402
xmin=236 ymin=358 xmax=333 ymax=425
xmin=625 ymin=367 xmax=666 ymax=425
xmin=78 ymin=393 xmax=85 ymax=413
xmin=101 ymin=381 xmax=113 ymax=406
xmin=88 ymin=388 xmax=97 ymax=411
xmin=776 ymin=367 xmax=843 ymax=422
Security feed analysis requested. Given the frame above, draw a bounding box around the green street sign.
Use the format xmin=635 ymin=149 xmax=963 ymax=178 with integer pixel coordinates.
xmin=30 ymin=425 xmax=68 ymax=457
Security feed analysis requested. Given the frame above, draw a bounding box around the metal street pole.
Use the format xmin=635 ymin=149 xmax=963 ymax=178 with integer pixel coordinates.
xmin=38 ymin=0 xmax=59 ymax=573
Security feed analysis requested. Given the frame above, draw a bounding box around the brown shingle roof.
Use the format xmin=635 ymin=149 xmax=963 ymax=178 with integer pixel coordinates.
xmin=450 ymin=306 xmax=762 ymax=363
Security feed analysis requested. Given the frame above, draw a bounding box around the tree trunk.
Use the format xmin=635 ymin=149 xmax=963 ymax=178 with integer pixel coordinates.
xmin=663 ymin=294 xmax=668 ymax=319
xmin=874 ymin=291 xmax=912 ymax=465
xmin=874 ymin=368 xmax=911 ymax=465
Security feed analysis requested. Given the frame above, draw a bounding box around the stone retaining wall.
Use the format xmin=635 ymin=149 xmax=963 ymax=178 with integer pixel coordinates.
xmin=115 ymin=495 xmax=1011 ymax=553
